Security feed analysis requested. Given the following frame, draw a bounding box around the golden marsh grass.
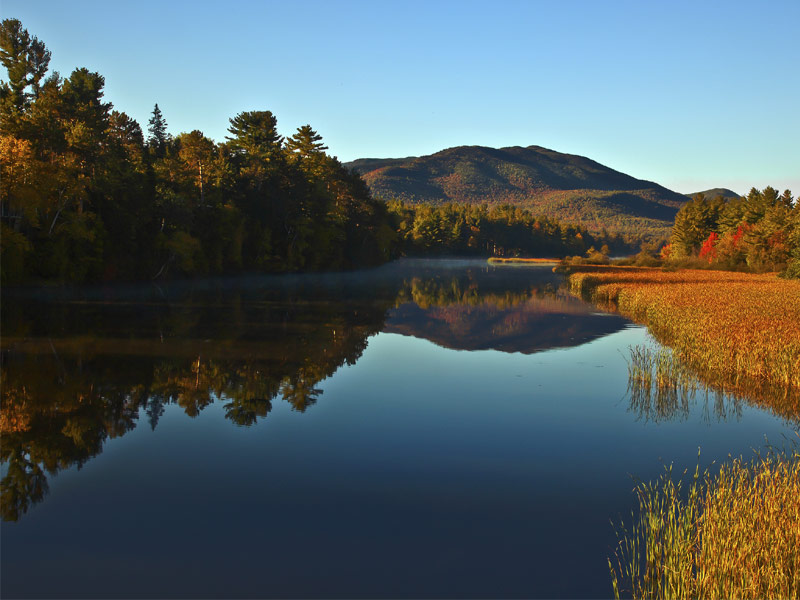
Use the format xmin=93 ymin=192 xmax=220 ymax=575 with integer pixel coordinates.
xmin=610 ymin=448 xmax=800 ymax=599
xmin=568 ymin=267 xmax=800 ymax=417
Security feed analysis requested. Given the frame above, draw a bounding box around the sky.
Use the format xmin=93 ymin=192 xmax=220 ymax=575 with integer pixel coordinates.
xmin=4 ymin=0 xmax=799 ymax=195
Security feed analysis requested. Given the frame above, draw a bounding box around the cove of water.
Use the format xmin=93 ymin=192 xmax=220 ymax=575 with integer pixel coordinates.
xmin=1 ymin=259 xmax=796 ymax=598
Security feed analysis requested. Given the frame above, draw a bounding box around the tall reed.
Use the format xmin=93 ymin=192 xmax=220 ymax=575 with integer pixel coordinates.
xmin=568 ymin=267 xmax=800 ymax=419
xmin=610 ymin=448 xmax=800 ymax=599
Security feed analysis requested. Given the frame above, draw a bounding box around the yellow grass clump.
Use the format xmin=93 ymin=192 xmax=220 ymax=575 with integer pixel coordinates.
xmin=610 ymin=449 xmax=800 ymax=599
xmin=567 ymin=267 xmax=800 ymax=393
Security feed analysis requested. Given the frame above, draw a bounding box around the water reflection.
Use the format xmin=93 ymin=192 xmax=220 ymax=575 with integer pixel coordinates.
xmin=627 ymin=363 xmax=745 ymax=424
xmin=624 ymin=343 xmax=798 ymax=425
xmin=388 ymin=276 xmax=628 ymax=353
xmin=0 ymin=261 xmax=680 ymax=521
xmin=2 ymin=274 xmax=394 ymax=521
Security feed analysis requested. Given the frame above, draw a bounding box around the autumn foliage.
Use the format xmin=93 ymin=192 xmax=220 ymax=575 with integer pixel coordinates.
xmin=568 ymin=267 xmax=800 ymax=396
xmin=668 ymin=189 xmax=799 ymax=277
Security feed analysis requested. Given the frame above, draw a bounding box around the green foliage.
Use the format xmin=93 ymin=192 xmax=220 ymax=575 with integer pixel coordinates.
xmin=37 ymin=212 xmax=106 ymax=282
xmin=610 ymin=449 xmax=800 ymax=599
xmin=226 ymin=110 xmax=283 ymax=158
xmin=146 ymin=103 xmax=170 ymax=155
xmin=164 ymin=231 xmax=206 ymax=276
xmin=0 ymin=20 xmax=399 ymax=284
xmin=0 ymin=18 xmax=50 ymax=129
xmin=667 ymin=188 xmax=798 ymax=276
xmin=388 ymin=200 xmax=636 ymax=258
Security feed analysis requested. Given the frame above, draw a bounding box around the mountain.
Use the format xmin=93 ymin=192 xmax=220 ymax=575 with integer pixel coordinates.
xmin=685 ymin=188 xmax=741 ymax=200
xmin=345 ymin=145 xmax=689 ymax=237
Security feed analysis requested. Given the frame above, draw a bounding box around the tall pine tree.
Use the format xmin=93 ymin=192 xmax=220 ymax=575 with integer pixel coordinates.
xmin=147 ymin=103 xmax=169 ymax=156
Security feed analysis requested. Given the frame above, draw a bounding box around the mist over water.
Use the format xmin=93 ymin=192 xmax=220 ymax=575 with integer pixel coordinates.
xmin=2 ymin=259 xmax=795 ymax=598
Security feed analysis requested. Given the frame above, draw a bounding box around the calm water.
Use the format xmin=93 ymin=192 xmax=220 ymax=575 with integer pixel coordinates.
xmin=1 ymin=259 xmax=796 ymax=598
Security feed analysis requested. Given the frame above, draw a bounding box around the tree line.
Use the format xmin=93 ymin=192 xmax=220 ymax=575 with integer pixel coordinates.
xmin=386 ymin=200 xmax=636 ymax=258
xmin=1 ymin=18 xmax=655 ymax=285
xmin=665 ymin=187 xmax=799 ymax=277
xmin=0 ymin=18 xmax=396 ymax=284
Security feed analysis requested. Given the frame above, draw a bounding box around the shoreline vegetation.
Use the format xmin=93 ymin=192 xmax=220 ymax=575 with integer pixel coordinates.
xmin=486 ymin=257 xmax=559 ymax=264
xmin=609 ymin=447 xmax=800 ymax=599
xmin=566 ymin=266 xmax=800 ymax=395
xmin=566 ymin=266 xmax=800 ymax=598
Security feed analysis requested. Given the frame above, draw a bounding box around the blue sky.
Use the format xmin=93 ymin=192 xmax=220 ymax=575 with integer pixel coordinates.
xmin=5 ymin=0 xmax=799 ymax=194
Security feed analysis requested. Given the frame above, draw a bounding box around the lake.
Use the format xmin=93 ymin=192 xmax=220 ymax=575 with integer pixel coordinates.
xmin=1 ymin=259 xmax=796 ymax=598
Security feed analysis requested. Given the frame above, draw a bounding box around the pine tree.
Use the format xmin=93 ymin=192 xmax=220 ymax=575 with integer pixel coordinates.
xmin=285 ymin=125 xmax=328 ymax=158
xmin=0 ymin=18 xmax=51 ymax=130
xmin=147 ymin=103 xmax=170 ymax=155
xmin=285 ymin=125 xmax=329 ymax=178
xmin=226 ymin=110 xmax=283 ymax=158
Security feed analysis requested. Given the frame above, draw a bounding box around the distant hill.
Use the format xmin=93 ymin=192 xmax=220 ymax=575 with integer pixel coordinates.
xmin=345 ymin=145 xmax=688 ymax=238
xmin=685 ymin=188 xmax=741 ymax=200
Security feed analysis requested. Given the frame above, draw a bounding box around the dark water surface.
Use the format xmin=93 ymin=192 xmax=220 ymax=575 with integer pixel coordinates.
xmin=1 ymin=259 xmax=796 ymax=598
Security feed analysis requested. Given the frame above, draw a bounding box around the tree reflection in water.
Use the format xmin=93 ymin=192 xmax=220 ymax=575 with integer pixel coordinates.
xmin=9 ymin=262 xmax=772 ymax=522
xmin=1 ymin=279 xmax=390 ymax=521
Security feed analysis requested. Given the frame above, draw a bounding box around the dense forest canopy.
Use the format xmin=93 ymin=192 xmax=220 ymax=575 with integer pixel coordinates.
xmin=0 ymin=18 xmax=396 ymax=283
xmin=665 ymin=187 xmax=799 ymax=277
xmin=387 ymin=200 xmax=634 ymax=257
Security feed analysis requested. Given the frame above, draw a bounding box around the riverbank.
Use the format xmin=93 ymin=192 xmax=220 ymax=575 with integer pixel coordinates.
xmin=570 ymin=266 xmax=800 ymax=598
xmin=487 ymin=257 xmax=559 ymax=264
xmin=566 ymin=266 xmax=800 ymax=398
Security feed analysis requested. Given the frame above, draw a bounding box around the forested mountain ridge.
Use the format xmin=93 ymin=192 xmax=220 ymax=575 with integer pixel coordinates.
xmin=684 ymin=188 xmax=741 ymax=201
xmin=346 ymin=145 xmax=689 ymax=237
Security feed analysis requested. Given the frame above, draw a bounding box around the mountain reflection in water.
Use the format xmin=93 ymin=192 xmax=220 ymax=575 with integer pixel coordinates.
xmin=388 ymin=277 xmax=627 ymax=353
xmin=1 ymin=260 xmax=626 ymax=522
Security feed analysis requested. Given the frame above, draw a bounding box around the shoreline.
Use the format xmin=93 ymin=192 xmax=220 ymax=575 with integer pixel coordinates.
xmin=565 ymin=266 xmax=800 ymax=413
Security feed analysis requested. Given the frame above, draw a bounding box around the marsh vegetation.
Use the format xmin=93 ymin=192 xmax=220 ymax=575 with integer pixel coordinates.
xmin=609 ymin=447 xmax=800 ymax=599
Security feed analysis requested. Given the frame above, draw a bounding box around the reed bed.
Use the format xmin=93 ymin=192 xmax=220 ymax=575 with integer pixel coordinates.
xmin=568 ymin=267 xmax=800 ymax=411
xmin=610 ymin=448 xmax=800 ymax=599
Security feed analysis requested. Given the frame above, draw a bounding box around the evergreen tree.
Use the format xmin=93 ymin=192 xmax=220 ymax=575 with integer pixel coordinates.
xmin=226 ymin=110 xmax=283 ymax=158
xmin=286 ymin=124 xmax=328 ymax=158
xmin=0 ymin=18 xmax=51 ymax=128
xmin=147 ymin=103 xmax=169 ymax=155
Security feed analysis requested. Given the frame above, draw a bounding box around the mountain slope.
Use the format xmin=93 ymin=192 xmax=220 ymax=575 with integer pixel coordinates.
xmin=346 ymin=145 xmax=688 ymax=237
xmin=685 ymin=188 xmax=741 ymax=200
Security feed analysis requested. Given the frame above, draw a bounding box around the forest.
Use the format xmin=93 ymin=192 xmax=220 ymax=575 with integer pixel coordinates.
xmin=386 ymin=200 xmax=632 ymax=258
xmin=664 ymin=187 xmax=799 ymax=277
xmin=1 ymin=18 xmax=631 ymax=285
